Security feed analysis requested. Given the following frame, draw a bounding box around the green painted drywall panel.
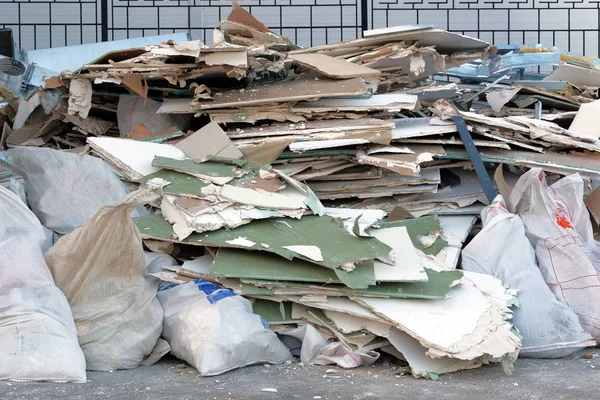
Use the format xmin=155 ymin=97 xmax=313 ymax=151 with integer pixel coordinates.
xmin=213 ymin=248 xmax=376 ymax=289
xmin=378 ymin=216 xmax=448 ymax=256
xmin=238 ymin=269 xmax=463 ymax=299
xmin=140 ymin=169 xmax=208 ymax=197
xmin=134 ymin=214 xmax=392 ymax=269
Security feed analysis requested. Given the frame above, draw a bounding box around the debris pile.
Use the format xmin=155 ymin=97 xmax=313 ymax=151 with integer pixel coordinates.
xmin=1 ymin=0 xmax=599 ymax=383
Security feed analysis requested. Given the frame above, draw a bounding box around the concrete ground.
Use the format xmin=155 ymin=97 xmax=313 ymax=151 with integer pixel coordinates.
xmin=3 ymin=349 xmax=598 ymax=400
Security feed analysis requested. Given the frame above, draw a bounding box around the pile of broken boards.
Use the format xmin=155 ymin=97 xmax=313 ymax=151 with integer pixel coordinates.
xmin=5 ymin=3 xmax=600 ymax=218
xmin=2 ymin=0 xmax=600 ymax=384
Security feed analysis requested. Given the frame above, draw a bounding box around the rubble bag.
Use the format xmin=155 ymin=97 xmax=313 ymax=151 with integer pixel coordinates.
xmin=0 ymin=186 xmax=86 ymax=382
xmin=547 ymin=173 xmax=600 ymax=266
xmin=11 ymin=147 xmax=137 ymax=235
xmin=44 ymin=189 xmax=164 ymax=371
xmin=507 ymin=168 xmax=600 ymax=340
xmin=157 ymin=279 xmax=292 ymax=376
xmin=462 ymin=195 xmax=595 ymax=358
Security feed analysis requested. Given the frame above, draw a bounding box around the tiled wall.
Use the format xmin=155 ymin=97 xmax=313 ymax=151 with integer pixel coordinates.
xmin=106 ymin=0 xmax=362 ymax=46
xmin=1 ymin=0 xmax=102 ymax=50
xmin=1 ymin=0 xmax=599 ymax=57
xmin=370 ymin=0 xmax=600 ymax=57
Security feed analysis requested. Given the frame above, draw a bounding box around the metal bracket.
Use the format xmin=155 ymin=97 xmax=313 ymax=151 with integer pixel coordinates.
xmin=452 ymin=116 xmax=497 ymax=203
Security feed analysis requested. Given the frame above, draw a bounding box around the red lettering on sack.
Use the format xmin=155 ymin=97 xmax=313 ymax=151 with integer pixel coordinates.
xmin=556 ymin=208 xmax=574 ymax=229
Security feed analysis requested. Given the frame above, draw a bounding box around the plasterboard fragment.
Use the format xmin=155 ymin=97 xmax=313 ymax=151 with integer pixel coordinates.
xmin=87 ymin=137 xmax=185 ymax=181
xmin=220 ymin=184 xmax=306 ymax=210
xmin=324 ymin=207 xmax=386 ymax=237
xmin=355 ymin=274 xmax=520 ymax=362
xmin=292 ymin=93 xmax=417 ymax=113
xmin=289 ymin=138 xmax=371 ymax=153
xmin=151 ymin=156 xmax=242 ymax=185
xmin=134 ymin=214 xmax=392 ymax=269
xmin=567 ymin=100 xmax=600 ymax=142
xmin=194 ymin=77 xmax=368 ymax=110
xmin=225 ymin=236 xmax=256 ymax=247
xmin=122 ymin=73 xmax=148 ymax=101
xmin=198 ymin=49 xmax=248 ymax=68
xmin=289 ymin=52 xmax=381 ymax=79
xmin=282 ymin=245 xmax=324 ymax=262
xmin=486 ymin=88 xmax=520 ymax=113
xmin=370 ymin=226 xmax=428 ymax=282
xmin=175 ymin=121 xmax=243 ymax=160
xmin=68 ymin=79 xmax=92 ymax=119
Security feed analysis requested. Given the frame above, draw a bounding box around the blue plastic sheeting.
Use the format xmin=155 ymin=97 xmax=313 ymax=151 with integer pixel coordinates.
xmin=444 ymin=52 xmax=563 ymax=79
xmin=23 ymin=33 xmax=191 ymax=75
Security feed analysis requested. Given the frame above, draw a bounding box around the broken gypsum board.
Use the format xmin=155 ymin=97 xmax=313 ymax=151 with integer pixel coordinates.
xmin=290 ymin=305 xmax=380 ymax=348
xmin=290 ymin=27 xmax=488 ymax=55
xmin=439 ymin=146 xmax=600 ymax=177
xmin=290 ymin=93 xmax=418 ymax=113
xmin=225 ymin=118 xmax=394 ymax=140
xmin=396 ymin=137 xmax=510 ymax=150
xmin=404 ymin=166 xmax=492 ymax=207
xmin=175 ymin=121 xmax=243 ymax=160
xmin=293 ymin=162 xmax=356 ymax=181
xmin=140 ymin=169 xmax=208 ymax=198
xmin=470 ymin=126 xmax=545 ymax=153
xmin=277 ymin=149 xmax=356 ymax=159
xmin=303 ymin=159 xmax=352 ymax=170
xmin=235 ymin=268 xmax=462 ymax=299
xmin=151 ymin=156 xmax=260 ymax=185
xmin=250 ymin=299 xmax=297 ymax=324
xmin=470 ymin=125 xmax=553 ymax=151
xmin=369 ymin=226 xmax=429 ymax=282
xmin=212 ymin=248 xmax=377 ymax=289
xmin=353 ymin=273 xmax=520 ymax=362
xmin=209 ymin=110 xmax=306 ymax=124
xmin=288 ymin=139 xmax=374 ymax=153
xmin=420 ymin=158 xmax=483 ymax=169
xmin=377 ymin=215 xmax=448 ymax=256
xmin=313 ymin=184 xmax=439 ymax=200
xmin=404 ymin=204 xmax=486 ymax=219
xmin=232 ymin=125 xmax=393 ymax=149
xmin=86 ymin=136 xmax=186 ymax=182
xmin=287 ymin=52 xmax=382 ymax=79
xmin=141 ymin=166 xmax=285 ymax=198
xmin=133 ymin=214 xmax=393 ymax=270
xmin=356 ymin=145 xmax=446 ymax=177
xmin=192 ymin=77 xmax=369 ymax=110
xmin=306 ymin=165 xmax=383 ymax=181
xmin=307 ymin=169 xmax=441 ymax=193
xmin=507 ymin=115 xmax=599 ymax=145
xmin=390 ymin=117 xmax=457 ymax=140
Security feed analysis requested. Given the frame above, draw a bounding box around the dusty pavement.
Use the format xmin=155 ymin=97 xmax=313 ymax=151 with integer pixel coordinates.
xmin=3 ymin=349 xmax=598 ymax=400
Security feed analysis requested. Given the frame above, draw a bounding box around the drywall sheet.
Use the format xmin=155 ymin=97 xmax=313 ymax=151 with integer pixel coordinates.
xmin=134 ymin=214 xmax=393 ymax=269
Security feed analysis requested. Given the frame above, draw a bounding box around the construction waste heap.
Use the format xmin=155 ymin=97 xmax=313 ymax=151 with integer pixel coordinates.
xmin=2 ymin=0 xmax=600 ymax=383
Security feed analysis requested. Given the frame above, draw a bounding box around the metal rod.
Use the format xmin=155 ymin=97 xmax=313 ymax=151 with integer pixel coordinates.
xmin=101 ymin=0 xmax=108 ymax=42
xmin=452 ymin=116 xmax=497 ymax=203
